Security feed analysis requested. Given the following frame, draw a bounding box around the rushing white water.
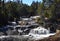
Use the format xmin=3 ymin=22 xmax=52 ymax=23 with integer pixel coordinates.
xmin=0 ymin=26 xmax=56 ymax=40
xmin=26 ymin=26 xmax=56 ymax=40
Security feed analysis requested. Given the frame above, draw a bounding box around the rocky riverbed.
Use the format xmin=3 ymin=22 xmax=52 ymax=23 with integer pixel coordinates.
xmin=0 ymin=33 xmax=56 ymax=41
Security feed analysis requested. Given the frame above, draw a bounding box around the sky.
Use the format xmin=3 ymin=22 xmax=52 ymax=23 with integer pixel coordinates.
xmin=6 ymin=0 xmax=42 ymax=5
xmin=22 ymin=0 xmax=42 ymax=5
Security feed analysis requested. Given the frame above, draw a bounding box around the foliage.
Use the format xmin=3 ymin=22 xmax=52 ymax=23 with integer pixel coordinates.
xmin=0 ymin=0 xmax=59 ymax=26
